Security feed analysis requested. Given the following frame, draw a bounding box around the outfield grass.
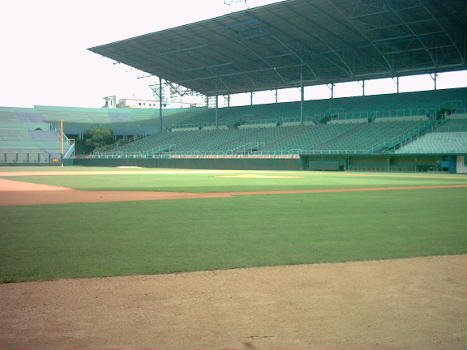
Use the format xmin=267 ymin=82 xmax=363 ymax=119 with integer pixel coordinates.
xmin=3 ymin=169 xmax=466 ymax=192
xmin=0 ymin=166 xmax=123 ymax=172
xmin=0 ymin=187 xmax=465 ymax=282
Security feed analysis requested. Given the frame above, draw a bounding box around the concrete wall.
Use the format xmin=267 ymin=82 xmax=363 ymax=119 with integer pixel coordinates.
xmin=68 ymin=158 xmax=302 ymax=170
xmin=456 ymin=155 xmax=467 ymax=174
xmin=30 ymin=154 xmax=467 ymax=173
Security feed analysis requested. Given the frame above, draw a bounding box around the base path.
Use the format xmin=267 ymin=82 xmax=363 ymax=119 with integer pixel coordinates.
xmin=0 ymin=255 xmax=465 ymax=349
xmin=0 ymin=178 xmax=465 ymax=206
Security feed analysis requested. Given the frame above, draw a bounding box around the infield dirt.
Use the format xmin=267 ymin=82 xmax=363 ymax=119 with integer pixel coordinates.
xmin=0 ymin=178 xmax=465 ymax=205
xmin=0 ymin=255 xmax=465 ymax=349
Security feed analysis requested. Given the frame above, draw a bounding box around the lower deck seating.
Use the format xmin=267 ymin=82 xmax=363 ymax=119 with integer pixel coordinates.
xmin=96 ymin=119 xmax=432 ymax=156
xmin=395 ymin=132 xmax=467 ymax=154
xmin=321 ymin=121 xmax=426 ymax=152
xmin=435 ymin=118 xmax=467 ymax=132
xmin=0 ymin=108 xmax=72 ymax=163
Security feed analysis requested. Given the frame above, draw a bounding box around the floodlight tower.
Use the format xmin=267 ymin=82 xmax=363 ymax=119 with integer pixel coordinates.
xmin=149 ymin=78 xmax=164 ymax=132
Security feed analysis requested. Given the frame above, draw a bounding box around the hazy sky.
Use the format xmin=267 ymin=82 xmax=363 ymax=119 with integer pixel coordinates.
xmin=1 ymin=0 xmax=465 ymax=108
xmin=0 ymin=0 xmax=278 ymax=108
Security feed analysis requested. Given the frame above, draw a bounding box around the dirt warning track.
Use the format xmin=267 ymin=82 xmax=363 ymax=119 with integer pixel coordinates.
xmin=0 ymin=178 xmax=465 ymax=205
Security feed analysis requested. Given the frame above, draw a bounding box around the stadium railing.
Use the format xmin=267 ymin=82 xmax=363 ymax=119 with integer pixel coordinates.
xmin=371 ymin=119 xmax=441 ymax=153
xmin=0 ymin=151 xmax=64 ymax=164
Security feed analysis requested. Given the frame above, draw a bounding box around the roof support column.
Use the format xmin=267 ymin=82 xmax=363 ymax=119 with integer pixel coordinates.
xmin=215 ymin=94 xmax=219 ymax=129
xmin=362 ymin=80 xmax=365 ymax=96
xmin=250 ymin=92 xmax=253 ymax=106
xmin=159 ymin=77 xmax=163 ymax=132
xmin=275 ymin=89 xmax=278 ymax=104
xmin=396 ymin=76 xmax=399 ymax=94
xmin=328 ymin=83 xmax=334 ymax=99
xmin=300 ymin=66 xmax=304 ymax=125
xmin=431 ymin=73 xmax=437 ymax=90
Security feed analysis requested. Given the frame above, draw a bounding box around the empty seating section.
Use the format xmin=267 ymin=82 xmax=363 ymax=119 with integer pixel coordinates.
xmin=435 ymin=118 xmax=467 ymax=132
xmin=100 ymin=128 xmax=273 ymax=155
xmin=396 ymin=132 xmax=467 ymax=154
xmin=0 ymin=128 xmax=30 ymax=142
xmin=33 ymin=105 xmax=221 ymax=135
xmin=0 ymin=108 xmax=20 ymax=124
xmin=174 ymin=88 xmax=466 ymax=127
xmin=96 ymin=120 xmax=425 ymax=156
xmin=321 ymin=121 xmax=426 ymax=152
xmin=2 ymin=88 xmax=466 ymax=162
xmin=262 ymin=124 xmax=353 ymax=152
xmin=0 ymin=107 xmax=71 ymax=163
xmin=94 ymin=88 xmax=467 ymax=157
xmin=0 ymin=129 xmax=60 ymax=148
xmin=9 ymin=87 xmax=466 ymax=136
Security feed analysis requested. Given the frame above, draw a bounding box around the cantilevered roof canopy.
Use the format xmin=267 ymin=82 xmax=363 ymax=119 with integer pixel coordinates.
xmin=89 ymin=0 xmax=466 ymax=96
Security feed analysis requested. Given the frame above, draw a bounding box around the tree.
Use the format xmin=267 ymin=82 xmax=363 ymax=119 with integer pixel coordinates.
xmin=83 ymin=127 xmax=114 ymax=152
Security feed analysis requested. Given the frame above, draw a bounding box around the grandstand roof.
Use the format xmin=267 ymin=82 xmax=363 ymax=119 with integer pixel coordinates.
xmin=89 ymin=0 xmax=466 ymax=96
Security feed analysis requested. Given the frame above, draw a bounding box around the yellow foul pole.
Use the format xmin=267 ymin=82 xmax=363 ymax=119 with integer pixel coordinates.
xmin=61 ymin=120 xmax=63 ymax=154
xmin=61 ymin=120 xmax=64 ymax=166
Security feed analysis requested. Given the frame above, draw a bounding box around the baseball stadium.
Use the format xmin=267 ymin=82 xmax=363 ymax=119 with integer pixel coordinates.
xmin=1 ymin=0 xmax=466 ymax=349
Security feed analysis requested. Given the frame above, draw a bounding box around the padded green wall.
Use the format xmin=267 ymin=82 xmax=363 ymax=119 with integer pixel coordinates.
xmin=39 ymin=154 xmax=463 ymax=172
xmin=68 ymin=158 xmax=302 ymax=170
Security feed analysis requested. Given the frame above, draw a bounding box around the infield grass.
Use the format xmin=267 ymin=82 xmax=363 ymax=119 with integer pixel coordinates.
xmin=2 ymin=168 xmax=466 ymax=192
xmin=0 ymin=187 xmax=465 ymax=282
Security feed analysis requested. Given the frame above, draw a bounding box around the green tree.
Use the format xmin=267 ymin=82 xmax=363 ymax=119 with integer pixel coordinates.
xmin=83 ymin=127 xmax=114 ymax=152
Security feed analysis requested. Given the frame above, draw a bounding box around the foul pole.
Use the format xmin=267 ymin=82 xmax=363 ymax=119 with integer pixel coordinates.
xmin=159 ymin=76 xmax=163 ymax=132
xmin=60 ymin=120 xmax=64 ymax=166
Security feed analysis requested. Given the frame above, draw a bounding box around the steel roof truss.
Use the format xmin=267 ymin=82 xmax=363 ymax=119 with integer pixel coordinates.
xmin=420 ymin=2 xmax=465 ymax=65
xmin=244 ymin=9 xmax=319 ymax=81
xmin=324 ymin=0 xmax=394 ymax=74
xmin=280 ymin=2 xmax=354 ymax=78
xmin=213 ymin=17 xmax=289 ymax=87
xmin=382 ymin=1 xmax=436 ymax=68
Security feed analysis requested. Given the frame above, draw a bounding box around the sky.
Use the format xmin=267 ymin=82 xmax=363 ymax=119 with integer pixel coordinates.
xmin=0 ymin=0 xmax=466 ymax=108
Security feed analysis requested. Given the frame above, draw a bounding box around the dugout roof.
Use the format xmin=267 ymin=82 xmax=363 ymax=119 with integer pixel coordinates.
xmin=89 ymin=0 xmax=467 ymax=96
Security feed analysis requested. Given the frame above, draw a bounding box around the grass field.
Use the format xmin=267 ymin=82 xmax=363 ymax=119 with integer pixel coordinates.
xmin=1 ymin=167 xmax=466 ymax=192
xmin=0 ymin=167 xmax=466 ymax=282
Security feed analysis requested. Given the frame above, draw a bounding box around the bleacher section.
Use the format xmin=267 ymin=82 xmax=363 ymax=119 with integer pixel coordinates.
xmin=2 ymin=88 xmax=466 ymax=163
xmin=171 ymin=87 xmax=466 ymax=129
xmin=395 ymin=132 xmax=467 ymax=154
xmin=434 ymin=118 xmax=467 ymax=132
xmin=319 ymin=120 xmax=435 ymax=153
xmin=0 ymin=107 xmax=72 ymax=163
xmin=91 ymin=88 xmax=467 ymax=158
xmin=95 ymin=120 xmax=437 ymax=157
xmin=396 ymin=117 xmax=467 ymax=154
xmin=35 ymin=105 xmax=207 ymax=136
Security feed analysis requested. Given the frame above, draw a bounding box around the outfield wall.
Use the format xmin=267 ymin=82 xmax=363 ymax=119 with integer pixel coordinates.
xmin=67 ymin=157 xmax=302 ymax=170
xmin=61 ymin=154 xmax=467 ymax=173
